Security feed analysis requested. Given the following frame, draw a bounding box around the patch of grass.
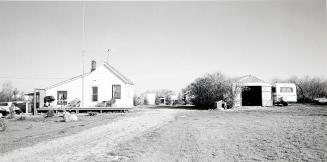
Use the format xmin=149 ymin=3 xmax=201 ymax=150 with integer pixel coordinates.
xmin=17 ymin=116 xmax=26 ymax=121
xmin=88 ymin=112 xmax=98 ymax=116
xmin=46 ymin=110 xmax=55 ymax=118
xmin=0 ymin=119 xmax=7 ymax=132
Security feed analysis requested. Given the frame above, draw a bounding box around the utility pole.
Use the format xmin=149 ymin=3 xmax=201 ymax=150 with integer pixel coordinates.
xmin=33 ymin=88 xmax=45 ymax=115
xmin=33 ymin=89 xmax=36 ymax=115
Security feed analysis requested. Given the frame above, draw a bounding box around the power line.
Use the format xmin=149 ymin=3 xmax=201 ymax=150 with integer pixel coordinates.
xmin=0 ymin=76 xmax=68 ymax=80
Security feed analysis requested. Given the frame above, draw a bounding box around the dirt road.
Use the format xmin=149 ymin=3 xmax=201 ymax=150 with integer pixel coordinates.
xmin=0 ymin=109 xmax=186 ymax=162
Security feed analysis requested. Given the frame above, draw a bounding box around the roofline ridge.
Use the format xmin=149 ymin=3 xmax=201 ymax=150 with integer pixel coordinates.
xmin=45 ymin=72 xmax=91 ymax=90
xmin=104 ymin=63 xmax=134 ymax=85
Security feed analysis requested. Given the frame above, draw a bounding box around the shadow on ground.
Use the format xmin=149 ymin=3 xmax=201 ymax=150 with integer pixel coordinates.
xmin=145 ymin=105 xmax=203 ymax=110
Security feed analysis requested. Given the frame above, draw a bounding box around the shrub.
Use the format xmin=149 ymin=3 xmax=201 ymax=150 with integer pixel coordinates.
xmin=17 ymin=115 xmax=26 ymax=120
xmin=185 ymin=72 xmax=230 ymax=109
xmin=46 ymin=110 xmax=55 ymax=118
xmin=165 ymin=96 xmax=172 ymax=105
xmin=0 ymin=119 xmax=6 ymax=132
xmin=107 ymin=98 xmax=116 ymax=107
xmin=88 ymin=112 xmax=97 ymax=116
xmin=155 ymin=97 xmax=161 ymax=105
xmin=7 ymin=105 xmax=15 ymax=119
xmin=95 ymin=101 xmax=106 ymax=107
xmin=289 ymin=76 xmax=327 ymax=103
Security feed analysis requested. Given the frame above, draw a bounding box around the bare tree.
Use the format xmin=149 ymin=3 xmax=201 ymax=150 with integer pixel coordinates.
xmin=289 ymin=76 xmax=327 ymax=102
xmin=0 ymin=82 xmax=14 ymax=102
xmin=224 ymin=80 xmax=244 ymax=108
xmin=0 ymin=82 xmax=25 ymax=102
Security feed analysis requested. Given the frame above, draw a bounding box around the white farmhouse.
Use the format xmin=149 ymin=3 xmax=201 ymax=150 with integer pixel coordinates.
xmin=45 ymin=61 xmax=134 ymax=108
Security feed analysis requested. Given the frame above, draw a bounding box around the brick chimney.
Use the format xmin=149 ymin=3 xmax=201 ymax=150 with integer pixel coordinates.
xmin=91 ymin=60 xmax=96 ymax=72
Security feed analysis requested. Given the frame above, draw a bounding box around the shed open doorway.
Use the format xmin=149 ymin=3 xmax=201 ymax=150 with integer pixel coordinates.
xmin=242 ymin=86 xmax=262 ymax=106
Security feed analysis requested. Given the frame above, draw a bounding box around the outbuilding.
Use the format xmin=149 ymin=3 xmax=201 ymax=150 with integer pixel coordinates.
xmin=233 ymin=75 xmax=273 ymax=107
xmin=145 ymin=93 xmax=156 ymax=105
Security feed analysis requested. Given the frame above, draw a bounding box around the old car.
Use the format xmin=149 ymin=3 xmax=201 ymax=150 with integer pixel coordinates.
xmin=0 ymin=102 xmax=21 ymax=116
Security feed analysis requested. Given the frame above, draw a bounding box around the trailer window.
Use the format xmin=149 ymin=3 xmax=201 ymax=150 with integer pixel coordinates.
xmin=280 ymin=87 xmax=293 ymax=93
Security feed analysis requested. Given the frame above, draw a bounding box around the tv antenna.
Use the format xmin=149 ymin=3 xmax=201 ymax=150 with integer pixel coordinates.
xmin=106 ymin=49 xmax=111 ymax=63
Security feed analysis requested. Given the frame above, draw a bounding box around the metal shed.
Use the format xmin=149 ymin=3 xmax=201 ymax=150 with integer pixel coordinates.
xmin=233 ymin=75 xmax=273 ymax=107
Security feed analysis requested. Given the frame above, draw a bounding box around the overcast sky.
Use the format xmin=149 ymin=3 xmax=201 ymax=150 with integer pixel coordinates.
xmin=0 ymin=1 xmax=326 ymax=94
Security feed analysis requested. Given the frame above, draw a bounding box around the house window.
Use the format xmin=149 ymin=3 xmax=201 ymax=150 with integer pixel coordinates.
xmin=112 ymin=85 xmax=121 ymax=99
xmin=57 ymin=91 xmax=67 ymax=105
xmin=92 ymin=86 xmax=98 ymax=102
xmin=280 ymin=87 xmax=293 ymax=93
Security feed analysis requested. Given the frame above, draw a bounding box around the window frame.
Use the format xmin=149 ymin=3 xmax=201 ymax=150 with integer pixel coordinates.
xmin=57 ymin=91 xmax=68 ymax=105
xmin=280 ymin=87 xmax=293 ymax=93
xmin=92 ymin=86 xmax=98 ymax=102
xmin=112 ymin=84 xmax=121 ymax=99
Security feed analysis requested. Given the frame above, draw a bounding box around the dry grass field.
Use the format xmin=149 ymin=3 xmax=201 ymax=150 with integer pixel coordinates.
xmin=0 ymin=104 xmax=326 ymax=161
xmin=112 ymin=104 xmax=327 ymax=161
xmin=0 ymin=112 xmax=131 ymax=154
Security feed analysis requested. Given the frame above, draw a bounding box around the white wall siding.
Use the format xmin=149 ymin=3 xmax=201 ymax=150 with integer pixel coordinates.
xmin=46 ymin=64 xmax=134 ymax=108
xmin=262 ymin=86 xmax=273 ymax=106
xmin=233 ymin=85 xmax=242 ymax=107
xmin=46 ymin=77 xmax=83 ymax=107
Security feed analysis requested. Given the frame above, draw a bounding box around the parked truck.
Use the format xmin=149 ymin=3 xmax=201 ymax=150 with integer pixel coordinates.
xmin=272 ymin=83 xmax=297 ymax=106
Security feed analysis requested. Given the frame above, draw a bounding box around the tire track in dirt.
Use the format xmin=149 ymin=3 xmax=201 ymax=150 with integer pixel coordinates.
xmin=0 ymin=109 xmax=185 ymax=162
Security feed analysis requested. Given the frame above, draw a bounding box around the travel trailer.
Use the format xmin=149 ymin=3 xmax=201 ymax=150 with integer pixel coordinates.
xmin=272 ymin=83 xmax=297 ymax=106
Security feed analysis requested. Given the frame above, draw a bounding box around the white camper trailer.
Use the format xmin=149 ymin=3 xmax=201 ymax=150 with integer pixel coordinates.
xmin=272 ymin=83 xmax=297 ymax=106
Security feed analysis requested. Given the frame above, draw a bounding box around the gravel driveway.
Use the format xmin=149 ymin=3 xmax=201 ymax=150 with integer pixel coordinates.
xmin=0 ymin=109 xmax=185 ymax=162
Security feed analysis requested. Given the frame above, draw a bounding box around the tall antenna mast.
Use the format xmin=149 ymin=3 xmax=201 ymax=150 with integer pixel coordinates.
xmin=81 ymin=1 xmax=86 ymax=107
xmin=106 ymin=49 xmax=111 ymax=63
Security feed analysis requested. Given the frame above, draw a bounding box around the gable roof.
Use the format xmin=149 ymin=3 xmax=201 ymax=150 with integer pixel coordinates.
xmin=103 ymin=63 xmax=134 ymax=85
xmin=234 ymin=75 xmax=271 ymax=86
xmin=235 ymin=75 xmax=266 ymax=84
xmin=46 ymin=62 xmax=134 ymax=90
xmin=46 ymin=72 xmax=91 ymax=90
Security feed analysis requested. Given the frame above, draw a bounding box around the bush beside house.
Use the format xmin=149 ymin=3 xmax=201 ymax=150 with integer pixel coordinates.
xmin=185 ymin=72 xmax=233 ymax=109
